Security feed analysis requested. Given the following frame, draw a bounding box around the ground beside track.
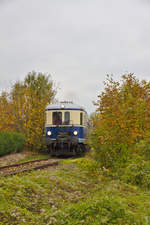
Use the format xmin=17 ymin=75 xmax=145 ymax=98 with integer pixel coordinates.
xmin=0 ymin=151 xmax=51 ymax=166
xmin=0 ymin=156 xmax=150 ymax=224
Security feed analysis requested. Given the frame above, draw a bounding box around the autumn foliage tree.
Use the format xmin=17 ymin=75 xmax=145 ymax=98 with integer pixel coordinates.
xmin=0 ymin=92 xmax=13 ymax=130
xmin=89 ymin=74 xmax=150 ymax=168
xmin=0 ymin=71 xmax=56 ymax=151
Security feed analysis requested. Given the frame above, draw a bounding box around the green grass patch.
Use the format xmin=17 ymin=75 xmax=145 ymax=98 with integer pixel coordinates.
xmin=0 ymin=158 xmax=150 ymax=224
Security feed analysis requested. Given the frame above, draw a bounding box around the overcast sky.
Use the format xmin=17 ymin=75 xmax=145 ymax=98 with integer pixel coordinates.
xmin=0 ymin=0 xmax=150 ymax=113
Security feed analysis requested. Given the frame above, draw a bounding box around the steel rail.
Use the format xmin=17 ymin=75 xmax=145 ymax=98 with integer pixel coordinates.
xmin=0 ymin=158 xmax=60 ymax=177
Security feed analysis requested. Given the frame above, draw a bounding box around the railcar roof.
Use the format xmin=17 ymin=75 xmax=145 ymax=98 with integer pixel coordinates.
xmin=46 ymin=102 xmax=86 ymax=112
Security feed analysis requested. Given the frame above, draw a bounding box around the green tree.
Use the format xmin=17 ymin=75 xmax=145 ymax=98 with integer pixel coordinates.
xmin=0 ymin=92 xmax=14 ymax=131
xmin=89 ymin=74 xmax=150 ymax=168
xmin=0 ymin=71 xmax=56 ymax=151
xmin=10 ymin=71 xmax=56 ymax=150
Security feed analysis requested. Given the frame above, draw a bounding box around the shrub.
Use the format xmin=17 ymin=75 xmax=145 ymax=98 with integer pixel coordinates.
xmin=0 ymin=131 xmax=25 ymax=156
xmin=119 ymin=157 xmax=150 ymax=189
xmin=89 ymin=74 xmax=150 ymax=169
xmin=135 ymin=137 xmax=150 ymax=160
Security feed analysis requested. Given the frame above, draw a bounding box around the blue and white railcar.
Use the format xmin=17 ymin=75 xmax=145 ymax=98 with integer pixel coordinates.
xmin=45 ymin=101 xmax=88 ymax=155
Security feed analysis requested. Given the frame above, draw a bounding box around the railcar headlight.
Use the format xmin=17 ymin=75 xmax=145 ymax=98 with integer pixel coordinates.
xmin=47 ymin=131 xmax=52 ymax=136
xmin=61 ymin=104 xmax=65 ymax=108
xmin=73 ymin=130 xmax=78 ymax=136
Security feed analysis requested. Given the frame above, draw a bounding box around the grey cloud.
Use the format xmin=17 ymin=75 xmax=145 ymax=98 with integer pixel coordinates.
xmin=0 ymin=0 xmax=150 ymax=113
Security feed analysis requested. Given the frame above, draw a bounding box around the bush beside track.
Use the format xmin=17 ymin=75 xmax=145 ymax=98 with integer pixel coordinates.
xmin=0 ymin=131 xmax=25 ymax=156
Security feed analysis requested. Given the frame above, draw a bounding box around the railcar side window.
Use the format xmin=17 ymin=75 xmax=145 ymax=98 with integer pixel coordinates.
xmin=53 ymin=112 xmax=62 ymax=125
xmin=64 ymin=112 xmax=70 ymax=125
xmin=80 ymin=112 xmax=83 ymax=125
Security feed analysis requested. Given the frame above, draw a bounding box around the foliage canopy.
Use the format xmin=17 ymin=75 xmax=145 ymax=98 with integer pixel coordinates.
xmin=89 ymin=73 xmax=150 ymax=168
xmin=0 ymin=71 xmax=56 ymax=151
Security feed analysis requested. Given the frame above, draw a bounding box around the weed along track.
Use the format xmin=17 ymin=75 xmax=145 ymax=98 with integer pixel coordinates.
xmin=0 ymin=158 xmax=60 ymax=176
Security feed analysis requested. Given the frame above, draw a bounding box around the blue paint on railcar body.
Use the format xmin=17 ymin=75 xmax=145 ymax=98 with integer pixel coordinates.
xmin=45 ymin=126 xmax=85 ymax=139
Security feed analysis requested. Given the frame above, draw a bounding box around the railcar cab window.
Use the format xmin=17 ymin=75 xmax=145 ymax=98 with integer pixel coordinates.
xmin=64 ymin=112 xmax=70 ymax=125
xmin=53 ymin=112 xmax=62 ymax=125
xmin=80 ymin=112 xmax=83 ymax=125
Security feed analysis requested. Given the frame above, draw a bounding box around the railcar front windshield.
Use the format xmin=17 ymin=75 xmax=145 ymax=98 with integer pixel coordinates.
xmin=52 ymin=112 xmax=62 ymax=125
xmin=64 ymin=111 xmax=70 ymax=125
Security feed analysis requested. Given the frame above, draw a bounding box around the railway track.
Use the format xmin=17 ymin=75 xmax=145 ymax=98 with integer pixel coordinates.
xmin=0 ymin=158 xmax=60 ymax=177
